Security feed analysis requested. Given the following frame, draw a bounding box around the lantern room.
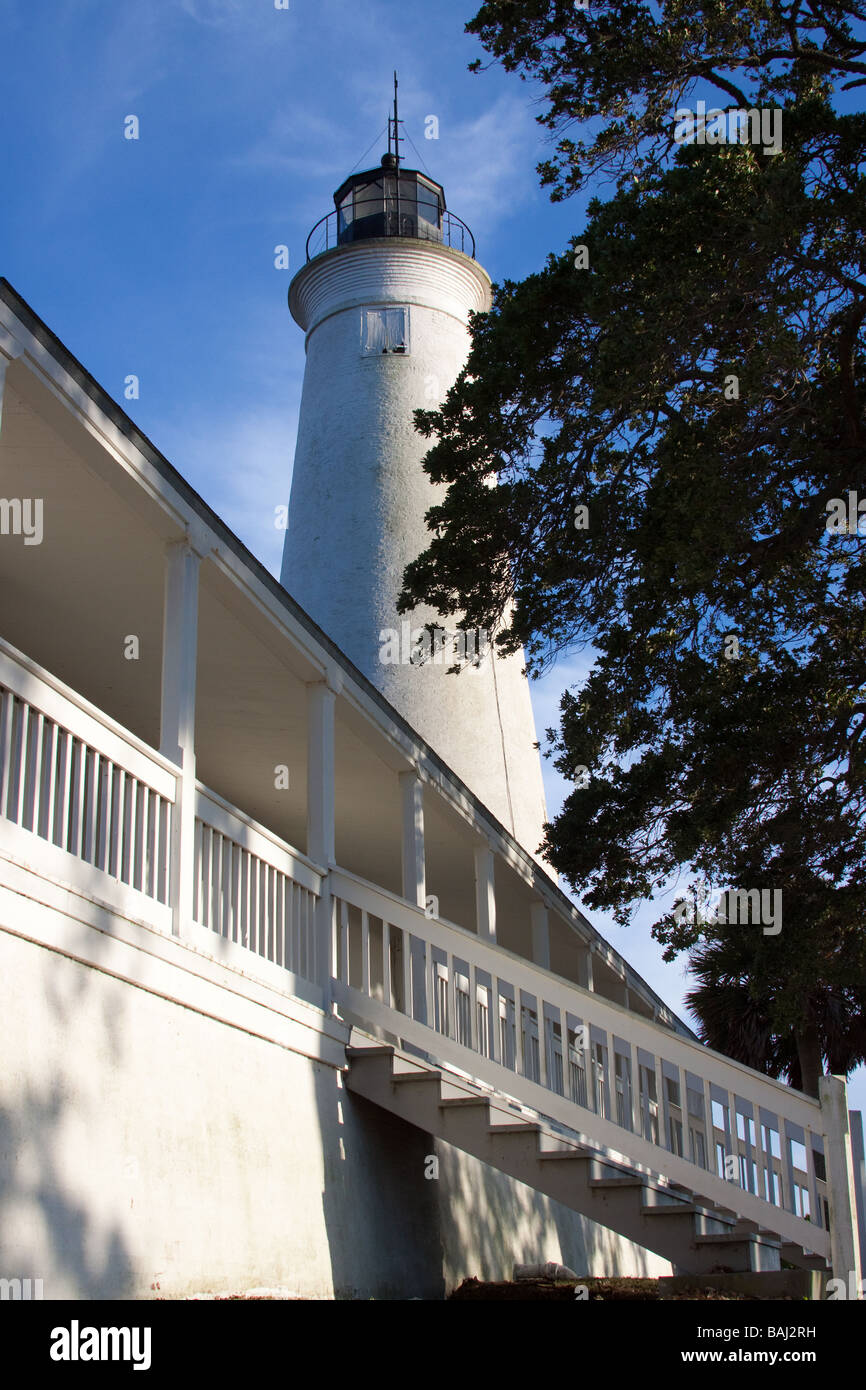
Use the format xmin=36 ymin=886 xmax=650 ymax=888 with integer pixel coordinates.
xmin=333 ymin=157 xmax=446 ymax=246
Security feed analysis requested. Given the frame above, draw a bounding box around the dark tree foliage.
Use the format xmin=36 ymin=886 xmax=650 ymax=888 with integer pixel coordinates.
xmin=397 ymin=1 xmax=866 ymax=1091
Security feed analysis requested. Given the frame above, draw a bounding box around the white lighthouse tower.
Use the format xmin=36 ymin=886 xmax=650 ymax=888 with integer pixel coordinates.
xmin=281 ymin=83 xmax=548 ymax=859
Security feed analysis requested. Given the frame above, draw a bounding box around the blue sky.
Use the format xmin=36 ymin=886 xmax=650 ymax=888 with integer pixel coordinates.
xmin=2 ymin=0 xmax=862 ymax=1112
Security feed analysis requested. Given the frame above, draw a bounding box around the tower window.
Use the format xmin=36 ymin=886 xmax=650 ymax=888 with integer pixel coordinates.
xmin=362 ymin=307 xmax=409 ymax=355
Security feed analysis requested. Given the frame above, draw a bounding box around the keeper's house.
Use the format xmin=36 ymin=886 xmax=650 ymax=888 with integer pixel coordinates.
xmin=0 ymin=174 xmax=862 ymax=1298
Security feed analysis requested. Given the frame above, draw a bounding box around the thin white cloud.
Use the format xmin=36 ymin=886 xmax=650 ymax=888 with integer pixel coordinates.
xmin=179 ymin=0 xmax=250 ymax=27
xmin=159 ymin=403 xmax=298 ymax=579
xmin=442 ymin=95 xmax=542 ymax=236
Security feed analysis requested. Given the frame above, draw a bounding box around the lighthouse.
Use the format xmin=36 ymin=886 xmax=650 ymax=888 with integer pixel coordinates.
xmin=281 ymin=80 xmax=549 ymax=860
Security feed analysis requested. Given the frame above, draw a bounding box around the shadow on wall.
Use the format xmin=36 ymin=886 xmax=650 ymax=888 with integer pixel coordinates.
xmin=319 ymin=1076 xmax=445 ymax=1300
xmin=0 ymin=1087 xmax=133 ymax=1299
xmin=433 ymin=1140 xmax=670 ymax=1288
xmin=0 ymin=876 xmax=137 ymax=1298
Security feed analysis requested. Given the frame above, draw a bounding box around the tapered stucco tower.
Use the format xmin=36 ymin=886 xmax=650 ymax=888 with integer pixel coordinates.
xmin=281 ymin=112 xmax=548 ymax=859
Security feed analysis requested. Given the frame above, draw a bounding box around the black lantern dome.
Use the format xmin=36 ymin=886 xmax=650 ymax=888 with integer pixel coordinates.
xmin=304 ymin=74 xmax=476 ymax=262
xmin=332 ymin=161 xmax=446 ymax=247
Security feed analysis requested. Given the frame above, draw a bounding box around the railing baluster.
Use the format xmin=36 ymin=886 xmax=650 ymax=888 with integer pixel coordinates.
xmin=15 ymin=700 xmax=31 ymax=828
xmin=39 ymin=719 xmax=56 ymax=841
xmin=382 ymin=919 xmax=391 ymax=1009
xmin=447 ymin=956 xmax=457 ymax=1041
xmin=127 ymin=770 xmax=140 ymax=887
xmin=339 ymin=898 xmax=349 ymax=986
xmin=192 ymin=815 xmax=202 ymax=922
xmin=468 ymin=966 xmax=479 ymax=1055
xmin=261 ymin=854 xmax=268 ymax=956
xmin=96 ymin=753 xmax=111 ymax=872
xmin=545 ymin=1005 xmax=560 ymax=1095
xmin=238 ymin=847 xmax=247 ymax=946
xmin=23 ymin=707 xmax=41 ymax=832
xmin=42 ymin=718 xmax=56 ymax=842
xmin=360 ymin=910 xmax=370 ymax=997
xmin=310 ymin=889 xmax=318 ymax=984
xmin=216 ymin=831 xmax=226 ymax=936
xmin=294 ymin=879 xmax=302 ymax=974
xmin=248 ymin=847 xmax=257 ymax=952
xmin=136 ymin=782 xmax=148 ymax=889
xmin=401 ymin=928 xmax=412 ymax=1018
xmin=515 ymin=994 xmax=526 ymax=1080
xmin=306 ymin=885 xmax=314 ymax=979
xmin=780 ymin=1122 xmax=795 ymax=1214
xmin=146 ymin=785 xmax=157 ymax=896
xmin=294 ymin=880 xmax=300 ymax=974
xmin=288 ymin=877 xmax=295 ymax=970
xmin=202 ymin=822 xmax=213 ymax=926
xmin=290 ymin=875 xmax=297 ymax=972
xmin=628 ymin=1045 xmax=641 ymax=1136
xmin=214 ymin=829 xmax=223 ymax=933
xmin=424 ymin=944 xmax=434 ymax=1029
xmin=112 ymin=766 xmax=125 ymax=879
xmin=224 ymin=834 xmax=234 ymax=942
xmin=275 ymin=872 xmax=284 ymax=966
xmin=490 ymin=986 xmax=501 ymax=1065
xmin=85 ymin=749 xmax=99 ymax=865
xmin=256 ymin=854 xmax=263 ymax=956
xmin=133 ymin=776 xmax=145 ymax=889
xmin=259 ymin=860 xmax=267 ymax=957
xmin=0 ymin=689 xmax=12 ymax=820
xmin=537 ymin=1001 xmax=548 ymax=1090
xmin=202 ymin=824 xmax=213 ymax=929
xmin=753 ymin=1105 xmax=769 ymax=1201
xmin=251 ymin=847 xmax=259 ymax=951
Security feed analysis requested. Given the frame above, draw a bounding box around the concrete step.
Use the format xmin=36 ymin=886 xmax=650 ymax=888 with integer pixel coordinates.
xmin=537 ymin=1147 xmax=595 ymax=1163
xmin=692 ymin=1231 xmax=779 ymax=1274
xmin=391 ymin=1070 xmax=443 ymax=1087
xmin=438 ymin=1096 xmax=492 ymax=1111
xmin=781 ymin=1242 xmax=830 ymax=1272
xmin=733 ymin=1219 xmax=781 ymax=1242
xmin=642 ymin=1201 xmax=708 ymax=1218
xmin=590 ymin=1176 xmax=646 ymax=1190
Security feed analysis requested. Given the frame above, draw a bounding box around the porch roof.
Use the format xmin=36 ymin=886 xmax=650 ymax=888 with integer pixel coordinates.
xmin=0 ymin=276 xmax=694 ymax=1039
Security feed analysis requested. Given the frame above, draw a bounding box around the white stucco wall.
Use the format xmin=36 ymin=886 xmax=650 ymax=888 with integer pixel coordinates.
xmin=281 ymin=240 xmax=549 ymax=861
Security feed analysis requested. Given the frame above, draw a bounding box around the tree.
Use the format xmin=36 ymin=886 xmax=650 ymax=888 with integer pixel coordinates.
xmin=397 ymin=1 xmax=866 ymax=1090
xmin=685 ymin=923 xmax=866 ymax=1095
xmin=663 ymin=860 xmax=866 ymax=1093
xmin=465 ymin=0 xmax=866 ymax=198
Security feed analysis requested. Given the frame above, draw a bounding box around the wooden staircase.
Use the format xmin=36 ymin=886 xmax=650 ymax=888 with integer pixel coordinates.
xmin=345 ymin=1041 xmax=829 ymax=1276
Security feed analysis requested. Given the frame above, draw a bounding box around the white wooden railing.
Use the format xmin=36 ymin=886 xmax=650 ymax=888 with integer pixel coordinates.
xmin=0 ymin=638 xmax=323 ymax=998
xmin=0 ymin=642 xmax=175 ymax=927
xmin=329 ymin=867 xmax=832 ymax=1260
xmin=192 ymin=784 xmax=322 ymax=988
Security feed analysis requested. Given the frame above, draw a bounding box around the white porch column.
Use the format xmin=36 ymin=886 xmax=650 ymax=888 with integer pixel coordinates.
xmin=474 ymin=843 xmax=497 ymax=943
xmin=530 ymin=902 xmax=550 ymax=971
xmin=307 ymin=675 xmax=337 ymax=1001
xmin=583 ymin=942 xmax=595 ymax=992
xmin=399 ymin=769 xmax=425 ymax=908
xmin=0 ymin=355 xmax=10 ymax=434
xmin=819 ymin=1075 xmax=863 ymax=1290
xmin=0 ymin=339 xmax=23 ymax=436
xmin=307 ymin=681 xmax=336 ymax=868
xmin=160 ymin=540 xmax=201 ymax=938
